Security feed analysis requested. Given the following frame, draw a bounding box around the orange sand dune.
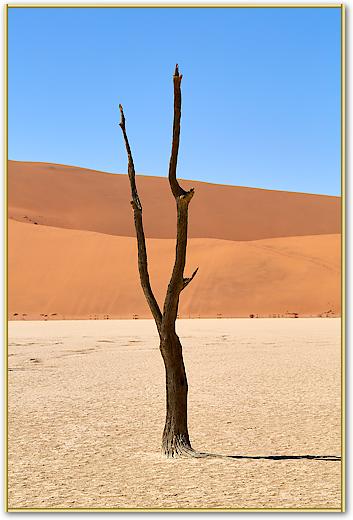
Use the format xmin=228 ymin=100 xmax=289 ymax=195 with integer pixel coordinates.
xmin=8 ymin=161 xmax=341 ymax=241
xmin=8 ymin=219 xmax=340 ymax=320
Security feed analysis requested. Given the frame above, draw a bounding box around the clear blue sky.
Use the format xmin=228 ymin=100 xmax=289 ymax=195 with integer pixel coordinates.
xmin=8 ymin=7 xmax=341 ymax=195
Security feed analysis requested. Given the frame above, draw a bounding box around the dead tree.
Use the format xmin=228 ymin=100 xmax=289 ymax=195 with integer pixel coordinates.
xmin=119 ymin=64 xmax=199 ymax=457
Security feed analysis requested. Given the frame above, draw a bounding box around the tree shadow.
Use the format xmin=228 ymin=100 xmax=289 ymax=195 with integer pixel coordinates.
xmin=187 ymin=447 xmax=341 ymax=461
xmin=226 ymin=454 xmax=341 ymax=461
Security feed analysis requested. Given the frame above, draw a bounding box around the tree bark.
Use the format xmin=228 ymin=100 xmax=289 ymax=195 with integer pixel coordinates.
xmin=160 ymin=189 xmax=195 ymax=456
xmin=160 ymin=333 xmax=191 ymax=456
xmin=119 ymin=64 xmax=198 ymax=457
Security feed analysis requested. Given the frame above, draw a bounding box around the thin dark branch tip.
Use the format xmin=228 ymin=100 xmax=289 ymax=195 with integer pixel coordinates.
xmin=190 ymin=267 xmax=199 ymax=280
xmin=181 ymin=267 xmax=199 ymax=291
xmin=119 ymin=104 xmax=125 ymax=127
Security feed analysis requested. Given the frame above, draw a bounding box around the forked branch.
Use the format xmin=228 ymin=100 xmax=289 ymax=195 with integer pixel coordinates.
xmin=119 ymin=104 xmax=162 ymax=333
xmin=119 ymin=64 xmax=201 ymax=459
xmin=119 ymin=65 xmax=197 ymax=338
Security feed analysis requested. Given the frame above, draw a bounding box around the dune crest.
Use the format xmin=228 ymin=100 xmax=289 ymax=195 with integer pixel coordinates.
xmin=8 ymin=161 xmax=341 ymax=241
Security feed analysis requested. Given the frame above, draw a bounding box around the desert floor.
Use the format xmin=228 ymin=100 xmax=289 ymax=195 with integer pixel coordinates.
xmin=8 ymin=318 xmax=342 ymax=510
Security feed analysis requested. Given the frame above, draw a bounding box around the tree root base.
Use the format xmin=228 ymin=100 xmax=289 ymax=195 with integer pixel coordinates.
xmin=162 ymin=445 xmax=211 ymax=459
xmin=162 ymin=434 xmax=214 ymax=459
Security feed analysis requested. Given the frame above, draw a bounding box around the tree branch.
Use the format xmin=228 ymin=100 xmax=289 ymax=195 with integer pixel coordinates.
xmin=162 ymin=189 xmax=195 ymax=333
xmin=182 ymin=267 xmax=199 ymax=291
xmin=162 ymin=65 xmax=197 ymax=334
xmin=119 ymin=104 xmax=162 ymax=333
xmin=168 ymin=64 xmax=188 ymax=198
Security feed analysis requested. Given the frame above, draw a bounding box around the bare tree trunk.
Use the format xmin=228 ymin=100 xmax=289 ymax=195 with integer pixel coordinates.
xmin=160 ymin=185 xmax=196 ymax=456
xmin=119 ymin=64 xmax=198 ymax=457
xmin=160 ymin=333 xmax=191 ymax=456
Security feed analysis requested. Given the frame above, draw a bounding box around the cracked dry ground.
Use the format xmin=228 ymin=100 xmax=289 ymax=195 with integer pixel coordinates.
xmin=8 ymin=319 xmax=342 ymax=510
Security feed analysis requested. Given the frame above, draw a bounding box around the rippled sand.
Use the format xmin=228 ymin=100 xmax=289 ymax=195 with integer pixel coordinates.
xmin=8 ymin=319 xmax=342 ymax=511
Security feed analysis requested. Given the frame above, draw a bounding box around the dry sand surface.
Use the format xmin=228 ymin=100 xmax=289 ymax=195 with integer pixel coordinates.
xmin=8 ymin=318 xmax=342 ymax=510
